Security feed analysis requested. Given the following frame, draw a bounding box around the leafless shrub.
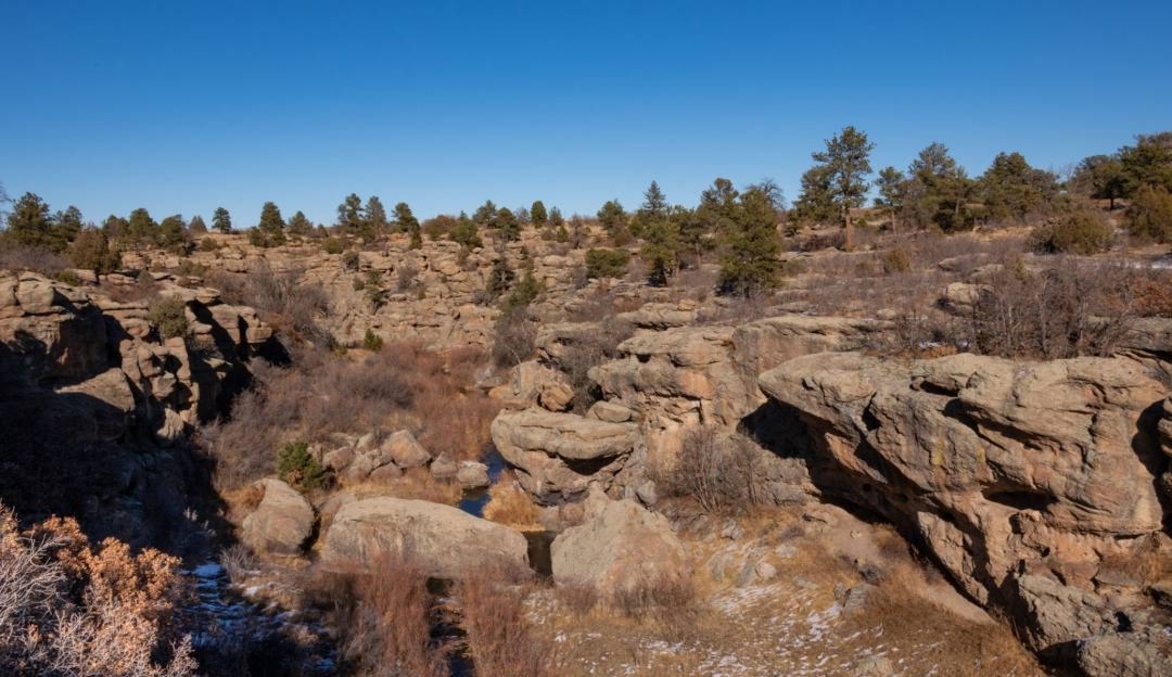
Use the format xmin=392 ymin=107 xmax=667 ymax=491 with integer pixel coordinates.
xmin=971 ymin=257 xmax=1137 ymax=359
xmin=218 ymin=544 xmax=258 ymax=585
xmin=457 ymin=562 xmax=552 ymax=677
xmin=206 ymin=266 xmax=330 ymax=344
xmin=302 ymin=552 xmax=446 ymax=677
xmin=0 ymin=243 xmax=70 ymax=276
xmin=492 ymin=307 xmax=537 ymax=368
xmin=555 ymin=582 xmax=599 ymax=616
xmin=610 ymin=573 xmax=698 ymax=626
xmin=654 ymin=428 xmax=760 ymax=514
xmin=203 ymin=343 xmax=496 ymax=491
xmin=546 ymin=320 xmax=634 ymax=414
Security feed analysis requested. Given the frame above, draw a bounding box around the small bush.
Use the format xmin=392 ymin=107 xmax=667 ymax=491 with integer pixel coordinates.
xmin=148 ymin=295 xmax=189 ymax=339
xmin=654 ymin=427 xmax=760 ymax=513
xmin=584 ymin=248 xmax=631 ymax=279
xmin=1128 ymin=185 xmax=1172 ymax=242
xmin=882 ymin=247 xmax=911 ymax=274
xmin=363 ymin=328 xmax=384 ymax=352
xmin=396 ymin=263 xmax=419 ymax=292
xmin=322 ymin=237 xmax=347 ymax=255
xmin=1030 ymin=201 xmax=1113 ymax=255
xmin=302 ymin=553 xmax=446 ymax=677
xmin=341 ymin=250 xmax=360 ymax=271
xmin=277 ymin=440 xmax=327 ymax=491
xmin=611 ymin=574 xmax=697 ymax=622
xmin=556 ymin=583 xmax=599 ymax=616
xmin=492 ymin=306 xmax=536 ymax=368
xmin=458 ymin=564 xmax=552 ymax=677
xmin=0 ymin=506 xmax=197 ymax=676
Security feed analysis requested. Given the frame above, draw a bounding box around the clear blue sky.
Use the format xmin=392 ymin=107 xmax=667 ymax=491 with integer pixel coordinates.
xmin=2 ymin=0 xmax=1169 ymax=227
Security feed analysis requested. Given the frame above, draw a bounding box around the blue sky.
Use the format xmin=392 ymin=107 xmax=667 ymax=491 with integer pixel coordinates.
xmin=2 ymin=0 xmax=1169 ymax=227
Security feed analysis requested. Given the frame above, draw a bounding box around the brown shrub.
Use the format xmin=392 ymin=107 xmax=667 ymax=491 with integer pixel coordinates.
xmin=205 ymin=266 xmax=330 ymax=344
xmin=302 ymin=553 xmax=446 ymax=677
xmin=203 ymin=343 xmax=498 ymax=491
xmin=548 ymin=320 xmax=634 ymax=414
xmin=0 ymin=242 xmax=70 ymax=276
xmin=971 ymin=257 xmax=1136 ymax=359
xmin=492 ymin=306 xmax=537 ymax=368
xmin=0 ymin=506 xmax=196 ymax=676
xmin=653 ymin=428 xmax=760 ymax=514
xmin=457 ymin=563 xmax=552 ymax=677
xmin=555 ymin=582 xmax=599 ymax=616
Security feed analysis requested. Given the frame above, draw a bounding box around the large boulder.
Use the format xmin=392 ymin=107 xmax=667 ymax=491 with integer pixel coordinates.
xmin=490 ymin=409 xmax=640 ymax=504
xmin=551 ymin=498 xmax=689 ymax=595
xmin=240 ymin=479 xmax=315 ymax=555
xmin=758 ymin=350 xmax=1171 ymax=664
xmin=320 ymin=497 xmax=529 ymax=578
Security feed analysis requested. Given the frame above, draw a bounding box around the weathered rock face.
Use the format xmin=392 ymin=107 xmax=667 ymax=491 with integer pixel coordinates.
xmin=490 ymin=409 xmax=641 ymax=504
xmin=551 ymin=498 xmax=689 ymax=594
xmin=758 ymin=350 xmax=1172 ymax=661
xmin=0 ymin=270 xmax=273 ymax=537
xmin=320 ymin=497 xmax=529 ymax=578
xmin=240 ymin=479 xmax=315 ymax=555
xmin=589 ymin=315 xmax=884 ymax=464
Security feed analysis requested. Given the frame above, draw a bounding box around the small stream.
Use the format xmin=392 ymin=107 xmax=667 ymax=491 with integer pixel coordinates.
xmin=457 ymin=444 xmax=555 ymax=577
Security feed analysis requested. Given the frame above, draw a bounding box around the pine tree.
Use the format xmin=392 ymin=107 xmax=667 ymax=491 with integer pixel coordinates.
xmin=394 ymin=202 xmax=422 ymax=249
xmin=254 ymin=201 xmax=286 ymax=247
xmin=366 ymin=196 xmax=389 ymax=236
xmin=808 ymin=126 xmax=874 ymax=251
xmin=497 ymin=207 xmax=521 ymax=242
xmin=287 ymin=210 xmax=313 ymax=237
xmin=5 ymin=193 xmax=57 ymax=251
xmin=188 ymin=215 xmax=208 ymax=234
xmin=212 ymin=207 xmax=232 ymax=234
xmin=530 ymin=200 xmax=548 ymax=227
xmin=718 ymin=184 xmax=783 ymax=297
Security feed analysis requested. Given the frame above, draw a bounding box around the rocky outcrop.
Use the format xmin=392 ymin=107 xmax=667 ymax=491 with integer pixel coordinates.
xmin=589 ymin=315 xmax=883 ymax=464
xmin=240 ymin=479 xmax=315 ymax=555
xmin=551 ymin=498 xmax=689 ymax=595
xmin=320 ymin=497 xmax=529 ymax=578
xmin=491 ymin=409 xmax=641 ymax=504
xmin=758 ymin=350 xmax=1172 ymax=664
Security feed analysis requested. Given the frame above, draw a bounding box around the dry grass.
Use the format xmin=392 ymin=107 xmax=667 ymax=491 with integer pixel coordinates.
xmin=301 ymin=552 xmax=447 ymax=677
xmin=457 ymin=562 xmax=553 ymax=677
xmin=482 ymin=473 xmax=543 ymax=530
xmin=530 ymin=505 xmax=1042 ymax=677
xmin=201 ymin=343 xmax=499 ymax=492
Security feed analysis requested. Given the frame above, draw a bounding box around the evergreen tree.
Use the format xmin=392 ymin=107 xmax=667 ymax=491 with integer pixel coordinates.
xmin=907 ymin=143 xmax=975 ymax=232
xmin=719 ymin=184 xmax=783 ymax=297
xmin=596 ymin=199 xmax=628 ymax=235
xmin=365 ymin=196 xmax=389 ymax=236
xmin=5 ymin=193 xmax=57 ymax=251
xmin=978 ymin=152 xmax=1058 ymax=222
xmin=452 ymin=212 xmax=482 ymax=249
xmin=496 ymin=207 xmax=521 ymax=241
xmin=530 ymin=200 xmax=548 ymax=227
xmin=158 ymin=214 xmax=189 ymax=251
xmin=473 ymin=200 xmax=498 ymax=228
xmin=690 ymin=178 xmax=739 ymax=260
xmin=254 ymin=201 xmax=286 ymax=247
xmin=124 ymin=208 xmax=158 ymax=247
xmin=337 ymin=193 xmax=365 ymax=235
xmin=549 ymin=206 xmax=564 ymax=229
xmin=287 ymin=210 xmax=313 ymax=237
xmin=69 ymin=227 xmax=121 ymax=278
xmin=1119 ymin=132 xmax=1172 ymax=194
xmin=809 ymin=126 xmax=874 ymax=250
xmin=102 ymin=215 xmax=129 ymax=239
xmin=873 ymin=167 xmax=908 ymax=232
xmin=393 ymin=202 xmax=422 ymax=249
xmin=212 ymin=207 xmax=232 ymax=234
xmin=188 ymin=214 xmax=208 ymax=234
xmin=1070 ymin=155 xmax=1127 ymax=210
xmin=792 ymin=164 xmax=837 ymax=226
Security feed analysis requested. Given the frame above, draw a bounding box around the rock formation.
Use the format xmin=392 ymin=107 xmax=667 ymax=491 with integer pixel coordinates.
xmin=758 ymin=350 xmax=1172 ymax=669
xmin=320 ymin=496 xmax=529 ymax=578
